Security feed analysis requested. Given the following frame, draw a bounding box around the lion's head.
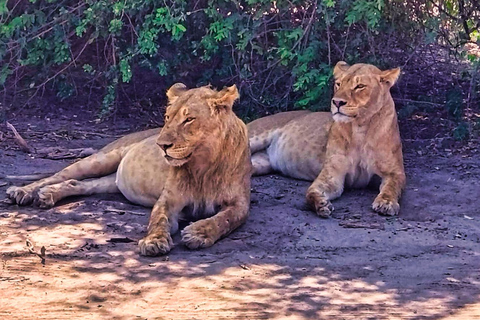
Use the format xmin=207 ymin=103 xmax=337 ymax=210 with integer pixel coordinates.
xmin=156 ymin=83 xmax=240 ymax=166
xmin=330 ymin=62 xmax=400 ymax=123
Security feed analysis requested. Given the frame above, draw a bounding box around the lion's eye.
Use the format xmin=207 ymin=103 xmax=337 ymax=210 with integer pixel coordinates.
xmin=184 ymin=117 xmax=195 ymax=124
xmin=355 ymin=84 xmax=366 ymax=90
xmin=335 ymin=82 xmax=341 ymax=88
xmin=164 ymin=115 xmax=170 ymax=121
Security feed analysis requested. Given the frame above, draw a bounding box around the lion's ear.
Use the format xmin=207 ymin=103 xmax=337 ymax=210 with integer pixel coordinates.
xmin=166 ymin=83 xmax=187 ymax=103
xmin=208 ymin=85 xmax=239 ymax=113
xmin=333 ymin=61 xmax=350 ymax=77
xmin=380 ymin=68 xmax=400 ymax=87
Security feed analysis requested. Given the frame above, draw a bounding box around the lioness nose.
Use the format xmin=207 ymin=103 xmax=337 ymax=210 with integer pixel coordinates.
xmin=157 ymin=142 xmax=173 ymax=152
xmin=332 ymin=98 xmax=347 ymax=108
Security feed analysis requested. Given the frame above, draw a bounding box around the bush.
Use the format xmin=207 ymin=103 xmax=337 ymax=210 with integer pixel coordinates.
xmin=0 ymin=0 xmax=479 ymax=121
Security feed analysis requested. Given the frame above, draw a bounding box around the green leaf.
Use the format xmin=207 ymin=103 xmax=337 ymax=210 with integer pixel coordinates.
xmin=109 ymin=19 xmax=123 ymax=34
xmin=119 ymin=59 xmax=132 ymax=83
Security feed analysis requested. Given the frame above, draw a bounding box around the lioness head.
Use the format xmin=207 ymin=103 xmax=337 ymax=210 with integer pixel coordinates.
xmin=157 ymin=83 xmax=240 ymax=166
xmin=331 ymin=62 xmax=400 ymax=123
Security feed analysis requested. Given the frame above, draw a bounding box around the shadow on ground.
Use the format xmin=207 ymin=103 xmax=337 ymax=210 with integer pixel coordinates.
xmin=0 ymin=129 xmax=479 ymax=319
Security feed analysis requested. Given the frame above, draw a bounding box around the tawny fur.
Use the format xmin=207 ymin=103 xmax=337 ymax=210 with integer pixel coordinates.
xmin=249 ymin=62 xmax=406 ymax=217
xmin=7 ymin=84 xmax=251 ymax=256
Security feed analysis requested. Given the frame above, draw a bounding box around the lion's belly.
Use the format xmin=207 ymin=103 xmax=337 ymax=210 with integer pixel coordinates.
xmin=268 ymin=113 xmax=331 ymax=181
xmin=116 ymin=136 xmax=169 ymax=207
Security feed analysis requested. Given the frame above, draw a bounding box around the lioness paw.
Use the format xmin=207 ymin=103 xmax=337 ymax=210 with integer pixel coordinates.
xmin=372 ymin=195 xmax=399 ymax=216
xmin=138 ymin=233 xmax=173 ymax=256
xmin=306 ymin=191 xmax=333 ymax=218
xmin=35 ymin=186 xmax=58 ymax=208
xmin=181 ymin=220 xmax=217 ymax=249
xmin=6 ymin=186 xmax=35 ymax=206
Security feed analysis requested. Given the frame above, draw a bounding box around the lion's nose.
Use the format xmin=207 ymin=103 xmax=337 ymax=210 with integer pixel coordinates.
xmin=157 ymin=142 xmax=173 ymax=152
xmin=332 ymin=98 xmax=347 ymax=109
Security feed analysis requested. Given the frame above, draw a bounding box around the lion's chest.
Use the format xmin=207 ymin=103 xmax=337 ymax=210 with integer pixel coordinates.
xmin=181 ymin=200 xmax=220 ymax=220
xmin=345 ymin=146 xmax=376 ymax=188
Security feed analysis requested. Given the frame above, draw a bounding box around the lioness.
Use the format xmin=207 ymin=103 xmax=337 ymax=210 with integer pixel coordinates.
xmin=7 ymin=84 xmax=251 ymax=256
xmin=249 ymin=62 xmax=406 ymax=217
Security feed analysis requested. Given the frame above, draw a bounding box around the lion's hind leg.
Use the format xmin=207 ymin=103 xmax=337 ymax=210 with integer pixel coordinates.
xmin=35 ymin=174 xmax=119 ymax=208
xmin=7 ymin=150 xmax=123 ymax=206
xmin=251 ymin=151 xmax=273 ymax=176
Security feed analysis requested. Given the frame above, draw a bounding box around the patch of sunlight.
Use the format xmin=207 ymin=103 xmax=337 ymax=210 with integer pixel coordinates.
xmin=131 ymin=263 xmax=459 ymax=319
xmin=441 ymin=299 xmax=480 ymax=320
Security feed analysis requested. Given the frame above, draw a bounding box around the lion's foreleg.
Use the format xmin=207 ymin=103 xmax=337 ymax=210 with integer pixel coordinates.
xmin=138 ymin=192 xmax=184 ymax=256
xmin=372 ymin=172 xmax=406 ymax=216
xmin=181 ymin=199 xmax=249 ymax=249
xmin=306 ymin=161 xmax=347 ymax=218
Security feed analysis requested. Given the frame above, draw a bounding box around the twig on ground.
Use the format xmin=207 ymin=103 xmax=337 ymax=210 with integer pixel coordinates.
xmin=36 ymin=147 xmax=97 ymax=160
xmin=25 ymin=239 xmax=46 ymax=264
xmin=104 ymin=206 xmax=146 ymax=216
xmin=6 ymin=122 xmax=33 ymax=153
xmin=339 ymin=221 xmax=385 ymax=230
xmin=395 ymin=99 xmax=444 ymax=107
xmin=0 ymin=173 xmax=53 ymax=180
xmin=73 ymin=130 xmax=121 ymax=138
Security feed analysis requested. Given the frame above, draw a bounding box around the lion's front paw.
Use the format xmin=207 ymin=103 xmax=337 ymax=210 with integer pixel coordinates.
xmin=306 ymin=191 xmax=333 ymax=218
xmin=181 ymin=219 xmax=217 ymax=250
xmin=6 ymin=186 xmax=35 ymax=206
xmin=35 ymin=186 xmax=58 ymax=208
xmin=372 ymin=195 xmax=399 ymax=216
xmin=138 ymin=232 xmax=173 ymax=256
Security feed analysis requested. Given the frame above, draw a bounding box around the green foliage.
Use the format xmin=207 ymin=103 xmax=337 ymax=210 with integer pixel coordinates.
xmin=345 ymin=0 xmax=384 ymax=29
xmin=55 ymin=76 xmax=74 ymax=101
xmin=0 ymin=0 xmax=478 ymax=124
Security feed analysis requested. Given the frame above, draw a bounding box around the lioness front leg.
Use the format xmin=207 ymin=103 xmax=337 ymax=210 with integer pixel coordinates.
xmin=139 ymin=194 xmax=184 ymax=256
xmin=7 ymin=150 xmax=122 ymax=206
xmin=372 ymin=172 xmax=406 ymax=216
xmin=306 ymin=161 xmax=347 ymax=218
xmin=181 ymin=199 xmax=249 ymax=249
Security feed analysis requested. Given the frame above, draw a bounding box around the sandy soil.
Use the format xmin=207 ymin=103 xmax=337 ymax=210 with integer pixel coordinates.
xmin=0 ymin=118 xmax=479 ymax=320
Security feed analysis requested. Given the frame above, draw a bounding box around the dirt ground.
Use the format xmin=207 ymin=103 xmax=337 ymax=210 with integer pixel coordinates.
xmin=0 ymin=116 xmax=479 ymax=320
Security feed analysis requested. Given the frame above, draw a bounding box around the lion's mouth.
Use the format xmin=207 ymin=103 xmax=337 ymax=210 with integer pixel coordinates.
xmin=164 ymin=152 xmax=193 ymax=166
xmin=333 ymin=111 xmax=355 ymax=118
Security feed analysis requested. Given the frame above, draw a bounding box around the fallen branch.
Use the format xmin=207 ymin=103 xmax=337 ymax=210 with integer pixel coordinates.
xmin=6 ymin=122 xmax=33 ymax=153
xmin=395 ymin=98 xmax=444 ymax=107
xmin=0 ymin=173 xmax=54 ymax=180
xmin=25 ymin=239 xmax=46 ymax=265
xmin=339 ymin=221 xmax=385 ymax=230
xmin=107 ymin=237 xmax=135 ymax=243
xmin=73 ymin=130 xmax=121 ymax=138
xmin=36 ymin=147 xmax=97 ymax=160
xmin=104 ymin=206 xmax=146 ymax=216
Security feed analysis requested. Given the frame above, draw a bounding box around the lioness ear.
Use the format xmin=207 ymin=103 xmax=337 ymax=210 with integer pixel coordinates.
xmin=380 ymin=68 xmax=401 ymax=87
xmin=208 ymin=85 xmax=239 ymax=113
xmin=166 ymin=83 xmax=187 ymax=103
xmin=333 ymin=61 xmax=350 ymax=77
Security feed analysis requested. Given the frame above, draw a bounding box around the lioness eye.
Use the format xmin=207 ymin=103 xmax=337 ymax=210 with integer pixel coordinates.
xmin=355 ymin=84 xmax=366 ymax=90
xmin=335 ymin=82 xmax=340 ymax=87
xmin=184 ymin=117 xmax=195 ymax=124
xmin=164 ymin=115 xmax=170 ymax=121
